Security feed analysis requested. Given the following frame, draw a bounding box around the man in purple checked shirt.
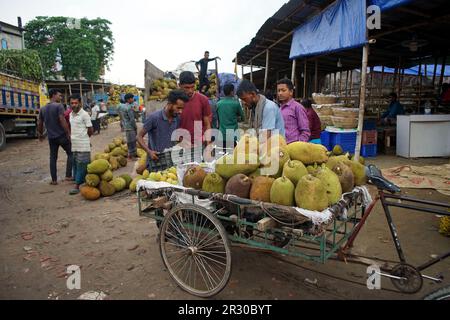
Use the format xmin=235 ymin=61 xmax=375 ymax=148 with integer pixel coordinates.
xmin=277 ymin=78 xmax=311 ymax=144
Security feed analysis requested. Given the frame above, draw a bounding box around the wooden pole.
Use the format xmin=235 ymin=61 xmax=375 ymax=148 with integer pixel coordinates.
xmin=69 ymin=84 xmax=72 ymax=95
xmin=314 ymin=59 xmax=318 ymax=93
xmin=368 ymin=67 xmax=374 ymax=103
xmin=438 ymin=54 xmax=447 ymax=91
xmin=64 ymin=88 xmax=68 ymax=105
xmin=418 ymin=62 xmax=422 ymax=111
xmin=264 ymin=50 xmax=269 ymax=92
xmin=345 ymin=70 xmax=349 ymax=100
xmin=379 ymin=66 xmax=385 ymax=119
xmin=333 ymin=73 xmax=337 ymax=94
xmin=432 ymin=57 xmax=438 ymax=89
xmin=303 ymin=60 xmax=307 ymax=98
xmin=338 ymin=71 xmax=342 ymax=97
xmin=250 ymin=61 xmax=253 ymax=83
xmin=215 ymin=59 xmax=220 ymax=98
xmin=291 ymin=59 xmax=296 ymax=83
xmin=349 ymin=70 xmax=353 ymax=99
xmin=80 ymin=83 xmax=83 ymax=97
xmin=354 ymin=44 xmax=369 ymax=162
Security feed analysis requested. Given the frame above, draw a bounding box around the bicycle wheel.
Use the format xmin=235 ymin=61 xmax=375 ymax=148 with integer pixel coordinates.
xmin=423 ymin=286 xmax=450 ymax=300
xmin=159 ymin=204 xmax=232 ymax=298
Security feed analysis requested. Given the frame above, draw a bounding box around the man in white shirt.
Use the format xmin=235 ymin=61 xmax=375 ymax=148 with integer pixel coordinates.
xmin=69 ymin=95 xmax=93 ymax=195
xmin=91 ymin=102 xmax=101 ymax=135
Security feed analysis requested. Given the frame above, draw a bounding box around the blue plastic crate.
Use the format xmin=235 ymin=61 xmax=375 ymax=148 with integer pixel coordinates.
xmin=320 ymin=131 xmax=331 ymax=151
xmin=363 ymin=120 xmax=377 ymax=130
xmin=361 ymin=144 xmax=377 ymax=158
xmin=330 ymin=132 xmax=357 ymax=153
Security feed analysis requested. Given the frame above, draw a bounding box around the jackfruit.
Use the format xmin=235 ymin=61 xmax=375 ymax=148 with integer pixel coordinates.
xmin=118 ymin=155 xmax=127 ymax=167
xmin=343 ymin=160 xmax=367 ymax=186
xmin=99 ymin=181 xmax=116 ymax=197
xmin=111 ymin=177 xmax=127 ymax=192
xmin=183 ymin=166 xmax=207 ymax=190
xmin=101 ymin=170 xmax=113 ymax=182
xmin=283 ymin=160 xmax=308 ymax=186
xmin=129 ymin=175 xmax=144 ymax=192
xmin=270 ymin=177 xmax=295 ymax=207
xmin=113 ymin=138 xmax=123 ymax=147
xmin=325 ymin=154 xmax=351 ymax=170
xmin=295 ymin=175 xmax=328 ymax=211
xmin=332 ymin=162 xmax=355 ymax=193
xmin=120 ymin=174 xmax=132 ymax=188
xmin=95 ymin=153 xmax=111 ymax=161
xmin=85 ymin=174 xmax=100 ymax=187
xmin=109 ymin=156 xmax=119 ymax=171
xmin=332 ymin=145 xmax=344 ymax=156
xmin=202 ymin=173 xmax=226 ymax=194
xmin=215 ymin=154 xmax=260 ymax=180
xmin=142 ymin=170 xmax=150 ymax=179
xmin=260 ymin=146 xmax=290 ymax=178
xmin=108 ymin=143 xmax=116 ymax=151
xmin=286 ymin=142 xmax=329 ymax=165
xmin=233 ymin=134 xmax=259 ymax=164
xmin=351 ymin=155 xmax=366 ymax=165
xmin=260 ymin=134 xmax=287 ymax=156
xmin=111 ymin=147 xmax=127 ymax=157
xmin=225 ymin=174 xmax=252 ymax=199
xmin=137 ymin=148 xmax=146 ymax=158
xmin=104 ymin=146 xmax=111 ymax=153
xmin=87 ymin=159 xmax=110 ymax=175
xmin=250 ymin=176 xmax=275 ymax=203
xmin=80 ymin=186 xmax=101 ymax=201
xmin=314 ymin=165 xmax=343 ymax=205
xmin=121 ymin=144 xmax=128 ymax=153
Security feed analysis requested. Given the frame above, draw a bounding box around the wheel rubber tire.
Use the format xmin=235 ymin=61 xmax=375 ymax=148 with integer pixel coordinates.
xmin=159 ymin=204 xmax=232 ymax=298
xmin=423 ymin=286 xmax=450 ymax=300
xmin=0 ymin=122 xmax=6 ymax=151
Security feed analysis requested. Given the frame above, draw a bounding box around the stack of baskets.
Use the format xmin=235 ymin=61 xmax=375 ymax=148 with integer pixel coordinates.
xmin=331 ymin=107 xmax=360 ymax=129
xmin=312 ymin=93 xmax=340 ymax=128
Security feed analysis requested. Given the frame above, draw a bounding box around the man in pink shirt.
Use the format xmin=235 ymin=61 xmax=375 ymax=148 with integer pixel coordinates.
xmin=277 ymin=78 xmax=310 ymax=144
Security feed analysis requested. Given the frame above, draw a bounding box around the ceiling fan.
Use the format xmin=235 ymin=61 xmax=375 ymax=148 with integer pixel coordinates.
xmin=401 ymin=35 xmax=428 ymax=52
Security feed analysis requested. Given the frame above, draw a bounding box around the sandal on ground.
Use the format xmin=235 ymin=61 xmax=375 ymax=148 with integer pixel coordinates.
xmin=69 ymin=189 xmax=80 ymax=195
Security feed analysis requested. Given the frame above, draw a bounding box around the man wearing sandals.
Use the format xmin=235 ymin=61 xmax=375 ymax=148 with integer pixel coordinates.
xmin=68 ymin=95 xmax=93 ymax=195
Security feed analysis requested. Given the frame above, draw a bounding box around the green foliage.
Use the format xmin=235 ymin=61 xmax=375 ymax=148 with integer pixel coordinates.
xmin=24 ymin=16 xmax=114 ymax=82
xmin=0 ymin=49 xmax=44 ymax=81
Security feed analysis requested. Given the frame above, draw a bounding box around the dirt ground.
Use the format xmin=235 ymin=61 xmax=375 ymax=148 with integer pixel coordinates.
xmin=0 ymin=122 xmax=449 ymax=300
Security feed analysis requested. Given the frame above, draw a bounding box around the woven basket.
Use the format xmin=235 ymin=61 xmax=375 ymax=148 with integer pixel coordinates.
xmin=312 ymin=93 xmax=338 ymax=105
xmin=313 ymin=104 xmax=333 ymax=116
xmin=332 ymin=107 xmax=359 ymax=118
xmin=319 ymin=115 xmax=333 ymax=126
xmin=331 ymin=116 xmax=358 ymax=129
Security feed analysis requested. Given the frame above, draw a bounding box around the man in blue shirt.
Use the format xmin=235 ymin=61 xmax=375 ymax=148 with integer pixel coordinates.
xmin=137 ymin=90 xmax=189 ymax=171
xmin=381 ymin=92 xmax=405 ymax=125
xmin=236 ymin=80 xmax=285 ymax=139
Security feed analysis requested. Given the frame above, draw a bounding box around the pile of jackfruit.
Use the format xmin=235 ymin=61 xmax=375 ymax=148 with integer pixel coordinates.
xmin=148 ymin=78 xmax=177 ymax=101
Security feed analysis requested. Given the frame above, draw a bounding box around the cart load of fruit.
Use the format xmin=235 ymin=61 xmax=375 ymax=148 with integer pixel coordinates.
xmin=91 ymin=136 xmax=129 ymax=172
xmin=148 ymin=78 xmax=178 ymax=101
xmin=180 ymin=133 xmax=367 ymax=212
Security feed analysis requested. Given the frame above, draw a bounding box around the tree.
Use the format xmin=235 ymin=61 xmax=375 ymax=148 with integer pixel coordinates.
xmin=24 ymin=16 xmax=114 ymax=82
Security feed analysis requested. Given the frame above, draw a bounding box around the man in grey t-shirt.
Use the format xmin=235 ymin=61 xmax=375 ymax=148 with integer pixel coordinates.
xmin=38 ymin=89 xmax=73 ymax=185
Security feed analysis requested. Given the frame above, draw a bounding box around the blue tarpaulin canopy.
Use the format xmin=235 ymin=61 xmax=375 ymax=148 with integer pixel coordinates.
xmin=289 ymin=0 xmax=411 ymax=59
xmin=373 ymin=65 xmax=450 ymax=77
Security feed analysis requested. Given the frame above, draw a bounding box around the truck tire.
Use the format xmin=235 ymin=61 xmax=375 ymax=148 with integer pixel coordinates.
xmin=0 ymin=122 xmax=6 ymax=151
xmin=27 ymin=126 xmax=37 ymax=138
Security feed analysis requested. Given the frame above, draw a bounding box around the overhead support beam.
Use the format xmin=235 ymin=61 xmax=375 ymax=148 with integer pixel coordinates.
xmin=245 ymin=30 xmax=293 ymax=65
xmin=264 ymin=50 xmax=270 ymax=92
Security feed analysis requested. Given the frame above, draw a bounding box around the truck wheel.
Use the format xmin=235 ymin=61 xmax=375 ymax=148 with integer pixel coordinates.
xmin=27 ymin=127 xmax=37 ymax=138
xmin=0 ymin=122 xmax=6 ymax=151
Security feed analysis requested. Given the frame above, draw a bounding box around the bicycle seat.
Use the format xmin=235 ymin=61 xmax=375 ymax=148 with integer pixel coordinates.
xmin=366 ymin=165 xmax=401 ymax=193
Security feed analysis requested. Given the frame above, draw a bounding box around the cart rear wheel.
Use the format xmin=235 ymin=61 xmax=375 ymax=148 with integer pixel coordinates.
xmin=159 ymin=204 xmax=232 ymax=298
xmin=390 ymin=264 xmax=423 ymax=294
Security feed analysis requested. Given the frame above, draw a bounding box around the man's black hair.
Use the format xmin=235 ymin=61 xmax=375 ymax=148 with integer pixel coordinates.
xmin=301 ymin=99 xmax=312 ymax=109
xmin=236 ymin=80 xmax=257 ymax=97
xmin=124 ymin=93 xmax=135 ymax=101
xmin=168 ymin=90 xmax=189 ymax=104
xmin=223 ymin=84 xmax=234 ymax=96
xmin=277 ymin=78 xmax=294 ymax=91
xmin=205 ymin=51 xmax=210 ymax=54
xmin=179 ymin=71 xmax=196 ymax=85
xmin=48 ymin=88 xmax=62 ymax=98
xmin=69 ymin=94 xmax=82 ymax=102
xmin=389 ymin=92 xmax=398 ymax=99
xmin=99 ymin=99 xmax=103 ymax=102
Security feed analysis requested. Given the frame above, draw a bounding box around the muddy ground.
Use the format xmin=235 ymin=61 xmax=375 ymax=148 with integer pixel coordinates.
xmin=0 ymin=122 xmax=449 ymax=300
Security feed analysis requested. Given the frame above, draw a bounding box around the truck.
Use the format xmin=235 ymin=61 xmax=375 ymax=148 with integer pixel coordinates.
xmin=0 ymin=72 xmax=41 ymax=150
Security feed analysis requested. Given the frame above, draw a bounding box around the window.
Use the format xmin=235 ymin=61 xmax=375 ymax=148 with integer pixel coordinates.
xmin=1 ymin=38 xmax=7 ymax=50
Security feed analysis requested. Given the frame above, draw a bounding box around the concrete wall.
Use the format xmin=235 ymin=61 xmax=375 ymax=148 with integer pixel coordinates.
xmin=0 ymin=24 xmax=24 ymax=50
